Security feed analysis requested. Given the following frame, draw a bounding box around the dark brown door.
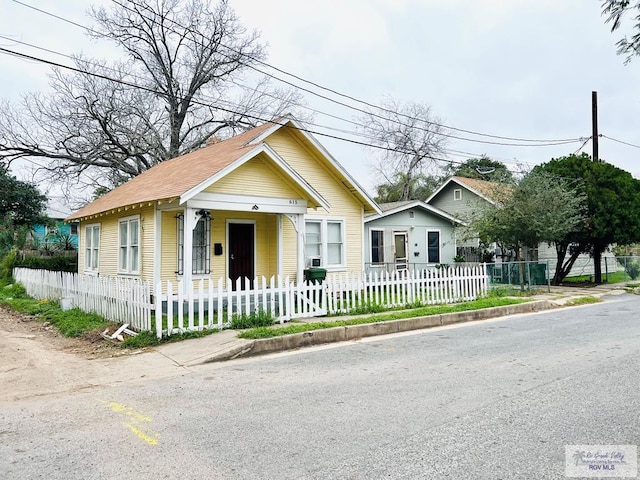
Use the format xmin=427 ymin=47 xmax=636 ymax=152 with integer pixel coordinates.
xmin=229 ymin=222 xmax=255 ymax=288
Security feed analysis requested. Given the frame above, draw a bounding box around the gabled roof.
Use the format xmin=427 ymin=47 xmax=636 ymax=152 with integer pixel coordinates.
xmin=365 ymin=200 xmax=463 ymax=224
xmin=67 ymin=117 xmax=379 ymax=220
xmin=425 ymin=176 xmax=509 ymax=206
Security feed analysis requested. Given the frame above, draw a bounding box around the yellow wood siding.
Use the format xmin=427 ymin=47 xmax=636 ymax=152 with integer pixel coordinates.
xmin=160 ymin=210 xmax=179 ymax=282
xmin=139 ymin=205 xmax=155 ymax=284
xmin=77 ymin=204 xmax=156 ymax=283
xmin=264 ymin=129 xmax=365 ymax=273
xmin=204 ymin=153 xmax=304 ymax=199
xmin=281 ymin=217 xmax=298 ymax=279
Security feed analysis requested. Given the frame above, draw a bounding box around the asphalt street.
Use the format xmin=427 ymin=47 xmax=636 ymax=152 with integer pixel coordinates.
xmin=1 ymin=293 xmax=639 ymax=479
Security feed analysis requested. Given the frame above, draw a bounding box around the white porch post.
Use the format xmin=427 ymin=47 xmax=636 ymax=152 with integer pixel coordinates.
xmin=277 ymin=214 xmax=283 ymax=278
xmin=284 ymin=213 xmax=307 ymax=283
xmin=183 ymin=207 xmax=197 ymax=287
xmin=297 ymin=213 xmax=305 ymax=283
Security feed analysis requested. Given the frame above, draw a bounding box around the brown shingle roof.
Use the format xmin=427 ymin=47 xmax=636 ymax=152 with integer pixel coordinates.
xmin=450 ymin=176 xmax=510 ymax=203
xmin=66 ymin=121 xmax=278 ymax=220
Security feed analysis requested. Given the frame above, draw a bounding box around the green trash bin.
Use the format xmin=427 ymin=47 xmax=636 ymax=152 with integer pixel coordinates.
xmin=304 ymin=267 xmax=327 ymax=284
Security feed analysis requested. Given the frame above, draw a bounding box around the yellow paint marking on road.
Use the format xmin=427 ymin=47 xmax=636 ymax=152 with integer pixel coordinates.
xmin=124 ymin=422 xmax=160 ymax=446
xmin=104 ymin=401 xmax=152 ymax=422
xmin=101 ymin=400 xmax=160 ymax=446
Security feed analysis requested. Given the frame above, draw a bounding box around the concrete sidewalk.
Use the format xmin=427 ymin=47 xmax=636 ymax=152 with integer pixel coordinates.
xmin=154 ymin=284 xmax=629 ymax=367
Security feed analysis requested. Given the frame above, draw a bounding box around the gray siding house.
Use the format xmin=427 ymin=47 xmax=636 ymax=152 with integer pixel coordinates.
xmin=426 ymin=176 xmax=504 ymax=250
xmin=364 ymin=200 xmax=462 ymax=273
xmin=427 ymin=176 xmax=616 ymax=279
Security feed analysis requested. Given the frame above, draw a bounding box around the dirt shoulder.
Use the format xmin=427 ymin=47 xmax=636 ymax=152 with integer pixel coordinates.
xmin=0 ymin=306 xmax=169 ymax=404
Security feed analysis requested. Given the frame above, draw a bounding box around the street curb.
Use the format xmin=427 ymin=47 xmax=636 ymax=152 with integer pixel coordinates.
xmin=205 ymin=299 xmax=559 ymax=362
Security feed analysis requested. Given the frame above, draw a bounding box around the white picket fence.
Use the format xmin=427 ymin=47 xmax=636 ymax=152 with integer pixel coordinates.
xmin=13 ymin=265 xmax=488 ymax=339
xmin=155 ymin=265 xmax=488 ymax=338
xmin=13 ymin=267 xmax=153 ymax=331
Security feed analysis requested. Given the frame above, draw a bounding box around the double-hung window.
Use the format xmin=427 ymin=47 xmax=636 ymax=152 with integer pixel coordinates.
xmin=85 ymin=224 xmax=100 ymax=272
xmin=427 ymin=231 xmax=440 ymax=263
xmin=304 ymin=219 xmax=345 ymax=268
xmin=119 ymin=216 xmax=140 ymax=274
xmin=370 ymin=229 xmax=384 ymax=264
xmin=177 ymin=214 xmax=211 ymax=275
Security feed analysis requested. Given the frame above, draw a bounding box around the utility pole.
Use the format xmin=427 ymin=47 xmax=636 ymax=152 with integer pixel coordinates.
xmin=592 ymin=91 xmax=599 ymax=162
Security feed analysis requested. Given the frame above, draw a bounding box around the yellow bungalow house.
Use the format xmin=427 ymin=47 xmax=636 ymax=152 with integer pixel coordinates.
xmin=66 ymin=117 xmax=380 ymax=289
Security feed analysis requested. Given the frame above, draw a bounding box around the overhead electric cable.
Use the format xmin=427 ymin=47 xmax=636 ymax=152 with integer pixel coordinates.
xmin=11 ymin=0 xmax=586 ymax=147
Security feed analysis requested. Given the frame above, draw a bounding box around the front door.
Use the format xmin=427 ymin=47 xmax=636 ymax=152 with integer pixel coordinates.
xmin=228 ymin=222 xmax=255 ymax=288
xmin=394 ymin=232 xmax=408 ymax=270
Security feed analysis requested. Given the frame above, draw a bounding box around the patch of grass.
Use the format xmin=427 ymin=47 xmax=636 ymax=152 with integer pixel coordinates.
xmin=238 ymin=297 xmax=530 ymax=339
xmin=563 ymin=296 xmax=601 ymax=306
xmin=121 ymin=327 xmax=220 ymax=348
xmin=564 ymin=270 xmax=627 ymax=284
xmin=230 ymin=309 xmax=274 ymax=329
xmin=343 ymin=303 xmax=388 ymax=315
xmin=0 ymin=281 xmax=113 ymax=337
xmin=488 ymin=286 xmax=541 ymax=297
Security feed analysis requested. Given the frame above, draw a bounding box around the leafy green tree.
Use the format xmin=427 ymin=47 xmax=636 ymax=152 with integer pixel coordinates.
xmin=0 ymin=166 xmax=47 ymax=227
xmin=535 ymin=153 xmax=640 ymax=283
xmin=463 ymin=170 xmax=587 ymax=288
xmin=373 ymin=172 xmax=440 ymax=203
xmin=602 ymin=1 xmax=640 ymax=62
xmin=442 ymin=156 xmax=514 ymax=184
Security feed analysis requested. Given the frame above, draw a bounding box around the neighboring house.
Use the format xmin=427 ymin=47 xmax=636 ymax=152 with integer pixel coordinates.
xmin=364 ymin=200 xmax=463 ymax=273
xmin=426 ymin=176 xmax=506 ymax=258
xmin=30 ymin=200 xmax=79 ymax=250
xmin=66 ymin=117 xmax=380 ymax=287
xmin=426 ymin=176 xmax=616 ymax=278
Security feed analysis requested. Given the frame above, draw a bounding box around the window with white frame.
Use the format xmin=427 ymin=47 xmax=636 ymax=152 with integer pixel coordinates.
xmin=305 ymin=219 xmax=345 ymax=268
xmin=177 ymin=214 xmax=211 ymax=275
xmin=370 ymin=229 xmax=384 ymax=264
xmin=453 ymin=188 xmax=462 ymax=201
xmin=85 ymin=224 xmax=100 ymax=271
xmin=118 ymin=216 xmax=140 ymax=274
xmin=427 ymin=230 xmax=440 ymax=263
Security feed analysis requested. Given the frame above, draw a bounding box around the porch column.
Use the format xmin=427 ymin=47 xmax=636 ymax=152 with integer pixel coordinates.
xmin=297 ymin=213 xmax=305 ymax=283
xmin=183 ymin=207 xmax=196 ymax=287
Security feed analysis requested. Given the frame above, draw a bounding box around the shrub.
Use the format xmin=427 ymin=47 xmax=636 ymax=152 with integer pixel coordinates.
xmin=625 ymin=261 xmax=640 ymax=280
xmin=14 ymin=255 xmax=77 ymax=272
xmin=0 ymin=248 xmax=17 ymax=282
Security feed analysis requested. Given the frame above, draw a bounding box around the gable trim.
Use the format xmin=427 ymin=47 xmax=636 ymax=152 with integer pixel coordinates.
xmin=180 ymin=143 xmax=330 ymax=210
xmin=425 ymin=177 xmax=496 ymax=206
xmin=365 ymin=200 xmax=463 ymax=225
xmin=252 ymin=117 xmax=381 ymax=215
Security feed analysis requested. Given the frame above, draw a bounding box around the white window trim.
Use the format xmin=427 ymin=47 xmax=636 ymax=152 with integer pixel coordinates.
xmin=370 ymin=228 xmax=385 ymax=265
xmin=426 ymin=229 xmax=441 ymax=264
xmin=84 ymin=223 xmax=100 ymax=274
xmin=118 ymin=215 xmax=141 ymax=275
xmin=305 ymin=217 xmax=346 ymax=270
xmin=453 ymin=188 xmax=462 ymax=201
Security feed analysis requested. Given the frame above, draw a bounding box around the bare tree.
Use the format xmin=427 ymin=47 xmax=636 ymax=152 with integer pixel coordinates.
xmin=358 ymin=97 xmax=448 ymax=201
xmin=0 ymin=0 xmax=304 ymax=190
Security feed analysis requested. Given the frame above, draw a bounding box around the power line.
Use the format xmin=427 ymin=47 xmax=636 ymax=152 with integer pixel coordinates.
xmin=600 ymin=134 xmax=640 ymax=150
xmin=112 ymin=0 xmax=583 ymax=147
xmin=0 ymin=45 xmax=472 ymax=167
xmin=114 ymin=0 xmax=584 ymax=145
xmin=9 ymin=0 xmax=90 ymax=31
xmin=10 ymin=0 xmax=587 ymax=147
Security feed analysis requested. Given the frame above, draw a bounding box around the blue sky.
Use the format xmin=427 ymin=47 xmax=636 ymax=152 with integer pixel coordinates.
xmin=2 ymin=0 xmax=640 ymax=197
